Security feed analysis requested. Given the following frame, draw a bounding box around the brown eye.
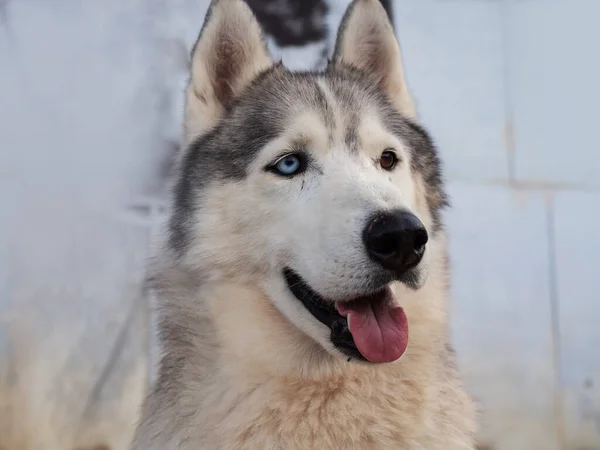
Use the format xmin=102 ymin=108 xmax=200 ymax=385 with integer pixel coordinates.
xmin=379 ymin=150 xmax=398 ymax=171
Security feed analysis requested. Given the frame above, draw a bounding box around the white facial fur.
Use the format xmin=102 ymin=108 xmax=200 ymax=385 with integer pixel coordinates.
xmin=185 ymin=103 xmax=430 ymax=356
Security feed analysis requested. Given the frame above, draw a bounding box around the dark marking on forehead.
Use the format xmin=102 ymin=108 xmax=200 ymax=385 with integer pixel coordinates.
xmin=312 ymin=81 xmax=336 ymax=144
xmin=323 ymin=67 xmax=377 ymax=109
xmin=321 ymin=68 xmax=379 ymax=154
xmin=344 ymin=112 xmax=359 ymax=152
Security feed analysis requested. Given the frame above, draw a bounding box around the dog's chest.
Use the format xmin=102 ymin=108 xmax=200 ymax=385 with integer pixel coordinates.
xmin=214 ymin=377 xmax=427 ymax=450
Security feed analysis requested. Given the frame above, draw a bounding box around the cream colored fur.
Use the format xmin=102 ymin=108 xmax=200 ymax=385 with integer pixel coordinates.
xmin=133 ymin=0 xmax=477 ymax=448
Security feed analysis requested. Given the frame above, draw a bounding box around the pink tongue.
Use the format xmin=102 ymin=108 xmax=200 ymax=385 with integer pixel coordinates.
xmin=336 ymin=293 xmax=408 ymax=364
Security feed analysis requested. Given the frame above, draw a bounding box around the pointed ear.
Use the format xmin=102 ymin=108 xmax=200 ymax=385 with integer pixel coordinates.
xmin=184 ymin=0 xmax=273 ymax=143
xmin=333 ymin=0 xmax=416 ymax=119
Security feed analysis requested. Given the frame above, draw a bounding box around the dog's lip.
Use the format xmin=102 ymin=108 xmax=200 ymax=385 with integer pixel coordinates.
xmin=282 ymin=268 xmax=391 ymax=362
xmin=282 ymin=268 xmax=390 ymax=322
xmin=335 ymin=286 xmax=395 ymax=314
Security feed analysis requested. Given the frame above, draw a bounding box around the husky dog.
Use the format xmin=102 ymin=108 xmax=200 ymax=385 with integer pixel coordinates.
xmin=133 ymin=0 xmax=477 ymax=448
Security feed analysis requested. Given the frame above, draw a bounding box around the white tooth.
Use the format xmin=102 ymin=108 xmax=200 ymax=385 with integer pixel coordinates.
xmin=347 ymin=313 xmax=352 ymax=333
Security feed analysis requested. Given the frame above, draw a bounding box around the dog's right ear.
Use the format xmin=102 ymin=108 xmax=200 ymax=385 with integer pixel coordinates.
xmin=184 ymin=0 xmax=273 ymax=143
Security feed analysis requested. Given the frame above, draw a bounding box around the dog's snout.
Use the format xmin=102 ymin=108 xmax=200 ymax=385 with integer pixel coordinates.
xmin=363 ymin=210 xmax=428 ymax=275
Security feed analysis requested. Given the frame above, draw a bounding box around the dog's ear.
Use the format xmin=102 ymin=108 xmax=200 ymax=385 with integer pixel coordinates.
xmin=332 ymin=0 xmax=416 ymax=119
xmin=184 ymin=0 xmax=273 ymax=143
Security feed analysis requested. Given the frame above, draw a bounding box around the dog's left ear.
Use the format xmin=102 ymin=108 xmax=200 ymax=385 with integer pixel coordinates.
xmin=184 ymin=0 xmax=273 ymax=143
xmin=333 ymin=0 xmax=416 ymax=119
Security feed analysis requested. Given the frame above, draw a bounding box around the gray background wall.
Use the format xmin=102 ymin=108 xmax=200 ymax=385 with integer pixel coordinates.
xmin=0 ymin=1 xmax=598 ymax=449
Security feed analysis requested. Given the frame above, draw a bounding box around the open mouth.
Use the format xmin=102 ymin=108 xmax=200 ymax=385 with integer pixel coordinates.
xmin=283 ymin=268 xmax=409 ymax=363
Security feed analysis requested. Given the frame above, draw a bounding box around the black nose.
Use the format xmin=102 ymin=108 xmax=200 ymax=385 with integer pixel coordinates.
xmin=363 ymin=210 xmax=428 ymax=275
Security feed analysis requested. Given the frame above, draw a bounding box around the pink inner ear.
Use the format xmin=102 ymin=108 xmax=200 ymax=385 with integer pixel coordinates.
xmin=339 ymin=13 xmax=395 ymax=83
xmin=363 ymin=33 xmax=390 ymax=75
xmin=212 ymin=34 xmax=243 ymax=106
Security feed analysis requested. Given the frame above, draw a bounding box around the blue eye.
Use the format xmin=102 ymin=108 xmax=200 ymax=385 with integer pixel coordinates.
xmin=271 ymin=153 xmax=304 ymax=177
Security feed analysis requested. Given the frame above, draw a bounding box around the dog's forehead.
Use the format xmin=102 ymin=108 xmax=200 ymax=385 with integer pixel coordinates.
xmin=237 ymin=67 xmax=401 ymax=153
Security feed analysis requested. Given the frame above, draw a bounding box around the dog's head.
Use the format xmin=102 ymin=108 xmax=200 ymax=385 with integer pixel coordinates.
xmin=167 ymin=0 xmax=447 ymax=366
